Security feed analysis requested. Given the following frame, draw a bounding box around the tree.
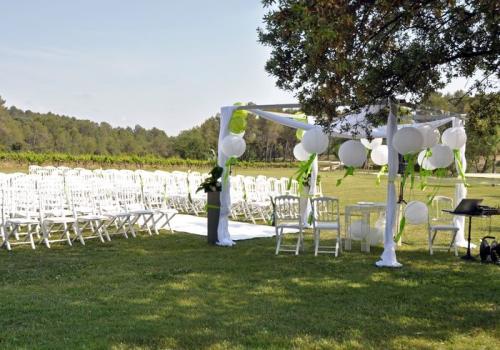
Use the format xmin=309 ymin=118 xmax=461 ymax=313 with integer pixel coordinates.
xmin=259 ymin=0 xmax=499 ymax=128
xmin=465 ymin=93 xmax=499 ymax=172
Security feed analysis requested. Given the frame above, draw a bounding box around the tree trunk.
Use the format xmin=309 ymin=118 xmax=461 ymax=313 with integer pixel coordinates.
xmin=492 ymin=153 xmax=497 ymax=173
xmin=481 ymin=157 xmax=489 ymax=173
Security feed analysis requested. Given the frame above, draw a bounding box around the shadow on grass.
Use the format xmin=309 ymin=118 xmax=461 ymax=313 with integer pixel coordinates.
xmin=0 ymin=233 xmax=498 ymax=349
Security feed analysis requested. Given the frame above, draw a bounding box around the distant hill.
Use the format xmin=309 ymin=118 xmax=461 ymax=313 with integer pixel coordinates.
xmin=0 ymin=92 xmax=497 ymax=172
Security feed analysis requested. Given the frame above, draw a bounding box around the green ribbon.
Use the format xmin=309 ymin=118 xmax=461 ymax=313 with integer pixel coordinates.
xmin=267 ymin=196 xmax=276 ymax=226
xmin=290 ymin=153 xmax=316 ymax=192
xmin=293 ymin=113 xmax=308 ymax=141
xmin=394 ymin=216 xmax=406 ymax=243
xmin=393 ymin=153 xmax=417 ymax=242
xmin=404 ymin=153 xmax=417 ymax=190
xmin=223 ymin=157 xmax=238 ymax=185
xmin=336 ymin=166 xmax=355 ymax=187
xmin=453 ymin=149 xmax=469 ymax=187
xmin=307 ymin=212 xmax=314 ymax=226
xmin=376 ymin=165 xmax=388 ymax=185
xmin=418 ymin=149 xmax=433 ymax=190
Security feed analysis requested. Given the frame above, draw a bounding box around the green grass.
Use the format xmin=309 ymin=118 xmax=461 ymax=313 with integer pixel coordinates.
xmin=0 ymin=169 xmax=499 ymax=349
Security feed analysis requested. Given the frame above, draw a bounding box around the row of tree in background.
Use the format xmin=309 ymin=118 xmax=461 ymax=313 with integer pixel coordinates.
xmin=0 ymin=92 xmax=498 ymax=172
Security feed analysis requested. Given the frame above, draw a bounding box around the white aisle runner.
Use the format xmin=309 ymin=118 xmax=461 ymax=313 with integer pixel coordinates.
xmin=169 ymin=214 xmax=291 ymax=241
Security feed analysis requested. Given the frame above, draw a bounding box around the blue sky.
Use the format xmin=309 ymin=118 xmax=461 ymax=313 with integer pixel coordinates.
xmin=0 ymin=1 xmax=470 ymax=135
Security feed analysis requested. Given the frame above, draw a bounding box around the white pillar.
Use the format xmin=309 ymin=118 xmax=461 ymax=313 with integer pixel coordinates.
xmin=452 ymin=117 xmax=470 ymax=247
xmin=299 ymin=116 xmax=319 ymax=226
xmin=216 ymin=106 xmax=236 ymax=246
xmin=376 ymin=99 xmax=402 ymax=267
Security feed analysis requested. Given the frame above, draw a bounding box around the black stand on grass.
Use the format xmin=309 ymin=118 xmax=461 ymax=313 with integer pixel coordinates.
xmin=461 ymin=216 xmax=475 ymax=261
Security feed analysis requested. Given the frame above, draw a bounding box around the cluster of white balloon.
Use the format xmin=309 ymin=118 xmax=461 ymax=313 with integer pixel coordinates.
xmin=293 ymin=126 xmax=330 ymax=160
xmin=397 ymin=126 xmax=466 ymax=226
xmin=332 ymin=125 xmax=466 ymax=229
xmin=334 ymin=125 xmax=466 ymax=172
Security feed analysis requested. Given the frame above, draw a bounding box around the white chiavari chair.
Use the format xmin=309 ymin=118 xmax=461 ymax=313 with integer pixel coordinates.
xmin=273 ymin=195 xmax=304 ymax=255
xmin=310 ymin=196 xmax=341 ymax=257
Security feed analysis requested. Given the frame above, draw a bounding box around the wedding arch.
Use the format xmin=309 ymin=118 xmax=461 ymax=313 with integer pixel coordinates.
xmin=216 ymin=101 xmax=468 ymax=267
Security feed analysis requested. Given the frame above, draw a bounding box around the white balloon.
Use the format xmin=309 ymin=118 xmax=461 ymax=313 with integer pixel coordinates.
xmin=417 ymin=150 xmax=436 ymax=170
xmin=427 ymin=144 xmax=454 ymax=169
xmin=361 ymin=138 xmax=383 ymax=150
xmin=404 ymin=201 xmax=428 ymax=225
xmin=370 ymin=145 xmax=388 ymax=166
xmin=393 ymin=127 xmax=424 ymax=155
xmin=338 ymin=140 xmax=367 ymax=167
xmin=419 ymin=125 xmax=440 ymax=148
xmin=302 ymin=127 xmax=329 ymax=154
xmin=349 ymin=220 xmax=370 ymax=240
xmin=442 ymin=127 xmax=467 ymax=149
xmin=293 ymin=143 xmax=311 ymax=161
xmin=367 ymin=216 xmax=385 ymax=245
xmin=221 ymin=135 xmax=246 ymax=158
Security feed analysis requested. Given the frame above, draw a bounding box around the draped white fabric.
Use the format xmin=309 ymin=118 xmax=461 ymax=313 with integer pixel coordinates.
xmin=216 ymin=106 xmax=236 ymax=246
xmin=375 ymin=101 xmax=402 ymax=267
xmin=249 ymin=109 xmax=316 ymax=131
xmin=250 ymin=107 xmax=455 ymax=139
xmin=452 ymin=117 xmax=470 ymax=248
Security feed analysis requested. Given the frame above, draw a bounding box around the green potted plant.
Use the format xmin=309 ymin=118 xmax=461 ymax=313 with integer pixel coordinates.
xmin=197 ymin=165 xmax=223 ymax=244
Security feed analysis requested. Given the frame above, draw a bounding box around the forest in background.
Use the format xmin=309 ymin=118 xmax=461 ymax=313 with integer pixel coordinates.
xmin=0 ymin=92 xmax=497 ymax=172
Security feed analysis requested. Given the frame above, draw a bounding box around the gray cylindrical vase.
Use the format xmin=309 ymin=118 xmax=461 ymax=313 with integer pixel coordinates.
xmin=207 ymin=191 xmax=220 ymax=245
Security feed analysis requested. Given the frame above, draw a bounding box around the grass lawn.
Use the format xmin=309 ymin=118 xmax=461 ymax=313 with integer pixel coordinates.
xmin=0 ymin=168 xmax=499 ymax=349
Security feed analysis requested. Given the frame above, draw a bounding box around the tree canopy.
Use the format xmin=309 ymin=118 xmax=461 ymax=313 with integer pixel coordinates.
xmin=259 ymin=0 xmax=499 ymax=126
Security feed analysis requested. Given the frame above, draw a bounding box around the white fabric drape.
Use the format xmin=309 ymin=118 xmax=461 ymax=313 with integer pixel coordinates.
xmin=452 ymin=117 xmax=470 ymax=247
xmin=376 ymin=100 xmax=402 ymax=267
xmin=251 ymin=108 xmax=454 ymax=139
xmin=249 ymin=109 xmax=316 ymax=131
xmin=217 ymin=106 xmax=236 ymax=246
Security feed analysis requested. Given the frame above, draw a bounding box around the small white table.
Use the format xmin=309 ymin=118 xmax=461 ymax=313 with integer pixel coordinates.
xmin=344 ymin=202 xmax=386 ymax=252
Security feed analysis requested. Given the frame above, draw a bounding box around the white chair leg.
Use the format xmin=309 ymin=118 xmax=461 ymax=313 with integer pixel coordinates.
xmin=314 ymin=229 xmax=319 ymax=256
xmin=452 ymin=230 xmax=459 ymax=256
xmin=41 ymin=223 xmax=51 ymax=248
xmin=29 ymin=227 xmax=36 ymax=250
xmin=335 ymin=230 xmax=341 ymax=257
xmin=337 ymin=227 xmax=342 ymax=254
xmin=295 ymin=228 xmax=302 ymax=255
xmin=63 ymin=223 xmax=73 ymax=246
xmin=428 ymin=228 xmax=433 ymax=255
xmin=74 ymin=223 xmax=85 ymax=245
xmin=275 ymin=227 xmax=282 ymax=255
xmin=128 ymin=217 xmax=136 ymax=238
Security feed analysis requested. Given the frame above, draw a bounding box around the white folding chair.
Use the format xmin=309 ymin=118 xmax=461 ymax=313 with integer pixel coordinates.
xmin=38 ymin=184 xmax=84 ymax=248
xmin=69 ymin=183 xmax=110 ymax=243
xmin=310 ymin=196 xmax=341 ymax=257
xmin=143 ymin=182 xmax=178 ymax=233
xmin=95 ymin=186 xmax=136 ymax=239
xmin=273 ymin=195 xmax=304 ymax=255
xmin=2 ymin=184 xmax=40 ymax=250
xmin=429 ymin=196 xmax=459 ymax=256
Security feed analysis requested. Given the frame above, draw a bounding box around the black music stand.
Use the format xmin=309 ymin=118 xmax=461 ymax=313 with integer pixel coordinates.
xmin=443 ymin=199 xmax=484 ymax=262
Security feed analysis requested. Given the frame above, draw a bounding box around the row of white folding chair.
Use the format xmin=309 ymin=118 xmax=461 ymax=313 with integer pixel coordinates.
xmin=228 ymin=175 xmax=299 ymax=223
xmin=6 ymin=169 xmax=304 ymax=224
xmin=1 ymin=176 xmax=177 ymax=250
